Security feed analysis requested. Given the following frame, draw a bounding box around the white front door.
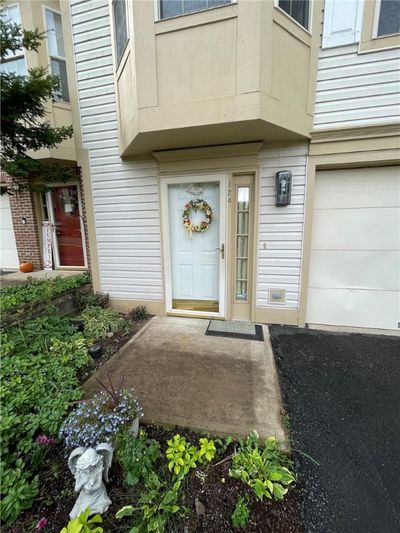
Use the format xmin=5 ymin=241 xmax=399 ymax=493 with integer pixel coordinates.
xmin=161 ymin=176 xmax=227 ymax=316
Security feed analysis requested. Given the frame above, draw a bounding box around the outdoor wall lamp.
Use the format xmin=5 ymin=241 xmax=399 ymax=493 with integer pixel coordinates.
xmin=275 ymin=170 xmax=292 ymax=207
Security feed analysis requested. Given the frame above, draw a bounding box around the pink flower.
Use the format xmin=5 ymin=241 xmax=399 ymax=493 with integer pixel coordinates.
xmin=36 ymin=517 xmax=48 ymax=530
xmin=36 ymin=435 xmax=57 ymax=445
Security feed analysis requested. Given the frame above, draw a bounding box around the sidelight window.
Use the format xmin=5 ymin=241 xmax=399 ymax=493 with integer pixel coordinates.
xmin=235 ymin=187 xmax=250 ymax=302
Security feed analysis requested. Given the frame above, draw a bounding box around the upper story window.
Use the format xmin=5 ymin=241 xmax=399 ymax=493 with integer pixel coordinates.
xmin=112 ymin=0 xmax=129 ymax=66
xmin=377 ymin=0 xmax=400 ymax=37
xmin=45 ymin=8 xmax=69 ymax=102
xmin=278 ymin=0 xmax=310 ymax=30
xmin=0 ymin=4 xmax=27 ymax=76
xmin=159 ymin=0 xmax=232 ymax=20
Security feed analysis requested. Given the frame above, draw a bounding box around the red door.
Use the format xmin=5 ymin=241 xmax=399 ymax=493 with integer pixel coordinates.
xmin=51 ymin=185 xmax=85 ymax=267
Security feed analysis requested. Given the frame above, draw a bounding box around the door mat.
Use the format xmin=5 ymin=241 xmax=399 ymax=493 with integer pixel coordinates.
xmin=205 ymin=320 xmax=264 ymax=341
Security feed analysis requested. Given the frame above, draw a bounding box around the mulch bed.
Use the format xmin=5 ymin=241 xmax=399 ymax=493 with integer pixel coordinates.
xmin=7 ymin=424 xmax=305 ymax=533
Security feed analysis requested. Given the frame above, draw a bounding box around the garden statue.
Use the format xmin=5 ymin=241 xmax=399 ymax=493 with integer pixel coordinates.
xmin=68 ymin=443 xmax=113 ymax=518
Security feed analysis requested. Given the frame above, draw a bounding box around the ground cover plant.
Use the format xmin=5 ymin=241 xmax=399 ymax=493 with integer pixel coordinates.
xmin=0 ymin=292 xmax=150 ymax=528
xmin=0 ymin=313 xmax=91 ymax=525
xmin=0 ymin=272 xmax=90 ymax=312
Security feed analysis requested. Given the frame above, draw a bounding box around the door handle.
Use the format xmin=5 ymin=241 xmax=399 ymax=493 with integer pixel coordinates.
xmin=214 ymin=244 xmax=225 ymax=259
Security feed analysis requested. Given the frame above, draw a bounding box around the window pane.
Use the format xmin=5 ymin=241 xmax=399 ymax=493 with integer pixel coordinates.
xmin=236 ymin=259 xmax=248 ymax=281
xmin=237 ymin=186 xmax=249 ymax=210
xmin=113 ymin=0 xmax=129 ymax=64
xmin=378 ymin=0 xmax=400 ymax=36
xmin=0 ymin=58 xmax=27 ymax=75
xmin=160 ymin=0 xmax=231 ymax=19
xmin=45 ymin=10 xmax=65 ymax=57
xmin=279 ymin=0 xmax=309 ymax=29
xmin=236 ymin=281 xmax=247 ymax=301
xmin=237 ymin=236 xmax=248 ymax=258
xmin=51 ymin=59 xmax=69 ymax=102
xmin=2 ymin=5 xmax=23 ymax=59
xmin=237 ymin=212 xmax=249 ymax=234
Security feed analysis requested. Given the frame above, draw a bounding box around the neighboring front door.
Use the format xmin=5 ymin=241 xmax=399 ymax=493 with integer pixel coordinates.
xmin=47 ymin=185 xmax=86 ymax=267
xmin=162 ymin=176 xmax=226 ymax=316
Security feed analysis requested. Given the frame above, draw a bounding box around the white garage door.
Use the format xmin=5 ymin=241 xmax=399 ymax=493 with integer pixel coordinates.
xmin=0 ymin=194 xmax=19 ymax=270
xmin=306 ymin=166 xmax=400 ymax=330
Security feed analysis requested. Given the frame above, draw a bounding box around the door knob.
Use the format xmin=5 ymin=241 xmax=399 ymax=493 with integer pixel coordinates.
xmin=214 ymin=244 xmax=225 ymax=259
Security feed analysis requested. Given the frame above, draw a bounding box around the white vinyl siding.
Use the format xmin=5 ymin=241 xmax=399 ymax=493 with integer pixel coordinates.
xmin=256 ymin=145 xmax=308 ymax=310
xmin=314 ymin=45 xmax=400 ymax=130
xmin=70 ymin=0 xmax=163 ymax=302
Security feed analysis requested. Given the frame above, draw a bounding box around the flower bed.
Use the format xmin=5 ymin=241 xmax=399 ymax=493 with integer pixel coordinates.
xmin=0 ymin=295 xmax=150 ymax=527
xmin=0 ymin=273 xmax=91 ymax=329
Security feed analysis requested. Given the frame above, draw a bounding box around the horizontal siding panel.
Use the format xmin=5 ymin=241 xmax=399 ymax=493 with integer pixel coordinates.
xmin=314 ymin=45 xmax=400 ymax=130
xmin=316 ymin=81 xmax=399 ymax=103
xmin=71 ymin=0 xmax=163 ymax=301
xmin=256 ymin=145 xmax=307 ymax=310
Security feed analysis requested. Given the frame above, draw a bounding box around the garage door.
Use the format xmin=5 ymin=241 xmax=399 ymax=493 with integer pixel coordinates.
xmin=0 ymin=194 xmax=19 ymax=270
xmin=306 ymin=166 xmax=400 ymax=330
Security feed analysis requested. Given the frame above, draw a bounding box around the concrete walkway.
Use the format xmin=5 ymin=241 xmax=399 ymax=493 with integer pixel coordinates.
xmin=84 ymin=315 xmax=286 ymax=443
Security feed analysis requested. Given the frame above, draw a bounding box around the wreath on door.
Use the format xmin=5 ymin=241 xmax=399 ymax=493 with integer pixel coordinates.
xmin=183 ymin=199 xmax=213 ymax=236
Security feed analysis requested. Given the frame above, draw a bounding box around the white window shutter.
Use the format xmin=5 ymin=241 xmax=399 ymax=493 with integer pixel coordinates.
xmin=322 ymin=0 xmax=364 ymax=48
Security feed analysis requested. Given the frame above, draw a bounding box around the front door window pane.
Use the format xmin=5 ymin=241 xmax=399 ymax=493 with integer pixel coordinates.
xmin=235 ymin=186 xmax=250 ymax=301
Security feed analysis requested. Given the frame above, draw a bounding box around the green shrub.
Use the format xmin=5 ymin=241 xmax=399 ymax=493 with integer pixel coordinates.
xmin=229 ymin=432 xmax=295 ymax=501
xmin=80 ymin=306 xmax=128 ymax=340
xmin=77 ymin=291 xmax=109 ymax=310
xmin=117 ymin=430 xmax=161 ymax=487
xmin=231 ymin=495 xmax=250 ymax=529
xmin=128 ymin=305 xmax=150 ymax=322
xmin=0 ymin=272 xmax=90 ymax=312
xmin=116 ymin=473 xmax=185 ymax=533
xmin=0 ymin=314 xmax=91 ymax=525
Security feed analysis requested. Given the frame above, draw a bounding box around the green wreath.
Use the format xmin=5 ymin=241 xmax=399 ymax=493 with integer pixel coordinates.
xmin=183 ymin=199 xmax=213 ymax=235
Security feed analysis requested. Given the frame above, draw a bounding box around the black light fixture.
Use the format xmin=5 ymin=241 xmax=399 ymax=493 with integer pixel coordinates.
xmin=275 ymin=170 xmax=292 ymax=207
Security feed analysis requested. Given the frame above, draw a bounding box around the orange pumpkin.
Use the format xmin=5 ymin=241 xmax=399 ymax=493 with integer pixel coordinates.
xmin=19 ymin=262 xmax=34 ymax=273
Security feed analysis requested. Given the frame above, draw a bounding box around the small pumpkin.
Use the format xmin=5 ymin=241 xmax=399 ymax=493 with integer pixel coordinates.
xmin=19 ymin=261 xmax=34 ymax=273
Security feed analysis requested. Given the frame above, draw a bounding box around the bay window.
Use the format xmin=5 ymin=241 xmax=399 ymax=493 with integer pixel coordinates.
xmin=377 ymin=0 xmax=400 ymax=37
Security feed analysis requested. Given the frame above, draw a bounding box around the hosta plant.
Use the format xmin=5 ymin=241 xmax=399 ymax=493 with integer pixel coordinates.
xmin=229 ymin=431 xmax=295 ymax=501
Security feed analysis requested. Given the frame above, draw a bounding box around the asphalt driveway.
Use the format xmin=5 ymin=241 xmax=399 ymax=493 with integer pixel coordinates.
xmin=270 ymin=326 xmax=400 ymax=533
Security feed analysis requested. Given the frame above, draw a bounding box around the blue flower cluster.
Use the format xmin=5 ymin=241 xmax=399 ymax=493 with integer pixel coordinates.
xmin=59 ymin=389 xmax=144 ymax=448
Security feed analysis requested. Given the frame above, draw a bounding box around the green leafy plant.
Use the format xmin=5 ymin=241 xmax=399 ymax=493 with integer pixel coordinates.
xmin=229 ymin=431 xmax=295 ymax=501
xmin=198 ymin=437 xmax=216 ymax=463
xmin=166 ymin=435 xmax=198 ymax=478
xmin=117 ymin=430 xmax=160 ymax=487
xmin=128 ymin=305 xmax=150 ymax=322
xmin=60 ymin=507 xmax=103 ymax=533
xmin=0 ymin=272 xmax=90 ymax=312
xmin=116 ymin=473 xmax=185 ymax=533
xmin=77 ymin=291 xmax=109 ymax=310
xmin=231 ymin=495 xmax=250 ymax=529
xmin=80 ymin=306 xmax=128 ymax=340
xmin=0 ymin=314 xmax=91 ymax=524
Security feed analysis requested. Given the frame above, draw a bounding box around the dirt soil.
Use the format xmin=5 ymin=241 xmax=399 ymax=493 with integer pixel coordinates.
xmin=270 ymin=326 xmax=400 ymax=533
xmin=7 ymin=425 xmax=305 ymax=533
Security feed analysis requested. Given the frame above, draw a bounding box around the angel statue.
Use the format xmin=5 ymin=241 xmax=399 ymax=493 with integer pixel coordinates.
xmin=68 ymin=443 xmax=113 ymax=519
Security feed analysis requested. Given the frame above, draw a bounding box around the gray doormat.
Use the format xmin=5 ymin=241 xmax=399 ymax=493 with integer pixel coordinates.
xmin=205 ymin=320 xmax=264 ymax=341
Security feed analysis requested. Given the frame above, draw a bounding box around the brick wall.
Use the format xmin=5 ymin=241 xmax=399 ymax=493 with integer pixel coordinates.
xmin=1 ymin=172 xmax=43 ymax=270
